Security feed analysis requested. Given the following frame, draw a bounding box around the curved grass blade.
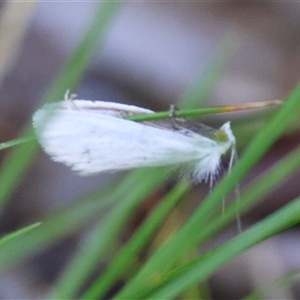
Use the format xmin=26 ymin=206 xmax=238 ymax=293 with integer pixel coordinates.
xmin=126 ymin=100 xmax=282 ymax=122
xmin=243 ymin=270 xmax=300 ymax=300
xmin=114 ymin=82 xmax=300 ymax=299
xmin=0 ymin=136 xmax=35 ymax=151
xmin=49 ymin=31 xmax=237 ymax=298
xmin=0 ymin=2 xmax=122 ymax=212
xmin=81 ymin=180 xmax=190 ymax=299
xmin=0 ymin=167 xmax=153 ymax=272
xmin=144 ymin=195 xmax=300 ymax=298
xmin=153 ymin=145 xmax=300 ymax=293
xmin=48 ymin=167 xmax=167 ymax=299
xmin=0 ymin=222 xmax=41 ymax=249
xmin=180 ymin=32 xmax=239 ymax=109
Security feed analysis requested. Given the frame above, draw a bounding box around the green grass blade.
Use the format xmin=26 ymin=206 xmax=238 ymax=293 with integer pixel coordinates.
xmin=114 ymin=82 xmax=300 ymax=299
xmin=0 ymin=2 xmax=122 ymax=211
xmin=123 ymin=155 xmax=300 ymax=299
xmin=180 ymin=33 xmax=239 ymax=109
xmin=0 ymin=136 xmax=37 ymax=211
xmin=49 ymin=167 xmax=167 ymax=299
xmin=48 ymin=23 xmax=235 ymax=299
xmin=0 ymin=168 xmax=152 ymax=272
xmin=201 ymin=144 xmax=300 ymax=241
xmin=145 ymin=195 xmax=300 ymax=298
xmin=44 ymin=2 xmax=122 ymax=103
xmin=158 ymin=145 xmax=300 ymax=286
xmin=0 ymin=136 xmax=35 ymax=150
xmin=126 ymin=101 xmax=281 ymax=122
xmin=81 ymin=180 xmax=190 ymax=299
xmin=243 ymin=269 xmax=300 ymax=300
xmin=0 ymin=222 xmax=41 ymax=249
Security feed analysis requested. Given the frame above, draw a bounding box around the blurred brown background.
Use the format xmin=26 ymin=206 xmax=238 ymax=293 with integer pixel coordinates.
xmin=0 ymin=1 xmax=300 ymax=299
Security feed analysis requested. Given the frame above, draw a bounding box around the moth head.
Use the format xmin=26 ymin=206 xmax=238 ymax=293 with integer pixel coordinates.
xmin=215 ymin=122 xmax=236 ymax=146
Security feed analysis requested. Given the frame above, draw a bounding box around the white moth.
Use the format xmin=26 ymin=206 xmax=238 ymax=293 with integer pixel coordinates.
xmin=32 ymin=95 xmax=236 ymax=185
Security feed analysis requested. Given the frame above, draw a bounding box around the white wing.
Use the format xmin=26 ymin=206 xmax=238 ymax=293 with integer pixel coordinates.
xmin=33 ymin=101 xmax=233 ymax=179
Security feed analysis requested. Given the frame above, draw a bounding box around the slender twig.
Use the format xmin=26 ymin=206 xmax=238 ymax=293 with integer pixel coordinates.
xmin=0 ymin=136 xmax=35 ymax=150
xmin=126 ymin=100 xmax=283 ymax=122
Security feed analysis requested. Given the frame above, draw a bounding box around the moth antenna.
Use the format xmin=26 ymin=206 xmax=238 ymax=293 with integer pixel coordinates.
xmin=228 ymin=140 xmax=237 ymax=172
xmin=64 ymin=90 xmax=70 ymax=101
xmin=228 ymin=144 xmax=242 ymax=233
xmin=235 ymin=183 xmax=242 ymax=233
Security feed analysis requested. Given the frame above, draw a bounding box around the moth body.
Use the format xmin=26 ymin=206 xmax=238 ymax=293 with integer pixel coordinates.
xmin=33 ymin=99 xmax=236 ymax=184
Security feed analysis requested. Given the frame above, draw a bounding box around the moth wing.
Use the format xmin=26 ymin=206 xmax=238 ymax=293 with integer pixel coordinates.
xmin=69 ymin=100 xmax=155 ymax=116
xmin=33 ymin=103 xmax=218 ymax=175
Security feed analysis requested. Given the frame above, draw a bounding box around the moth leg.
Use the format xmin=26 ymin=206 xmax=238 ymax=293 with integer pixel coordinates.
xmin=169 ymin=104 xmax=178 ymax=118
xmin=169 ymin=104 xmax=181 ymax=130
